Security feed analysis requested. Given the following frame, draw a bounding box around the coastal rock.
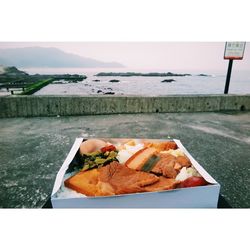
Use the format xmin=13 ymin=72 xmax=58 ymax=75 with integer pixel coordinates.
xmin=0 ymin=66 xmax=28 ymax=80
xmin=104 ymin=91 xmax=115 ymax=95
xmin=0 ymin=66 xmax=87 ymax=85
xmin=52 ymin=81 xmax=64 ymax=84
xmin=68 ymin=79 xmax=79 ymax=83
xmin=97 ymin=90 xmax=103 ymax=93
xmin=197 ymin=74 xmax=211 ymax=77
xmin=104 ymin=87 xmax=113 ymax=91
xmin=2 ymin=66 xmax=28 ymax=76
xmin=109 ymin=79 xmax=120 ymax=82
xmin=161 ymin=79 xmax=175 ymax=83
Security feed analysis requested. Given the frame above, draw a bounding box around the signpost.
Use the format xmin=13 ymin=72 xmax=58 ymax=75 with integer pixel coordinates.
xmin=224 ymin=42 xmax=246 ymax=94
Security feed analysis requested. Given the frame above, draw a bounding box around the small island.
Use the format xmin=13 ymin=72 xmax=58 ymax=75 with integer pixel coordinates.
xmin=95 ymin=72 xmax=191 ymax=77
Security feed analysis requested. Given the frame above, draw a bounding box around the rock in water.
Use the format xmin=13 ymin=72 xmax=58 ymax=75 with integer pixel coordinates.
xmin=197 ymin=74 xmax=211 ymax=77
xmin=109 ymin=79 xmax=120 ymax=82
xmin=161 ymin=79 xmax=175 ymax=83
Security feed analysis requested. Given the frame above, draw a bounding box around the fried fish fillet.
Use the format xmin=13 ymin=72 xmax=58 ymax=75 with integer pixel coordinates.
xmin=64 ymin=162 xmax=160 ymax=196
xmin=99 ymin=162 xmax=159 ymax=195
xmin=144 ymin=176 xmax=180 ymax=192
xmin=64 ymin=168 xmax=99 ymax=196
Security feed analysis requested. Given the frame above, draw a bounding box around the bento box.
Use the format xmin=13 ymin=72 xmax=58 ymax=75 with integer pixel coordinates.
xmin=51 ymin=138 xmax=220 ymax=208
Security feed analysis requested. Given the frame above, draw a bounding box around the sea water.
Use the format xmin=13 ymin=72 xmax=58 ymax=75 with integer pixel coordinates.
xmin=21 ymin=67 xmax=250 ymax=96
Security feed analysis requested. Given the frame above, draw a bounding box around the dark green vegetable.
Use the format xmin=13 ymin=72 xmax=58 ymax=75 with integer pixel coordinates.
xmin=141 ymin=155 xmax=160 ymax=172
xmin=81 ymin=150 xmax=118 ymax=171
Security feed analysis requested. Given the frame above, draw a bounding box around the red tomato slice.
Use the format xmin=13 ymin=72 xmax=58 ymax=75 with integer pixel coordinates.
xmin=101 ymin=145 xmax=116 ymax=153
xmin=179 ymin=176 xmax=208 ymax=188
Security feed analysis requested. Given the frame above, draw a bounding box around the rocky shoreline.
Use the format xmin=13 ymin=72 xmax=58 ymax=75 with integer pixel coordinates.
xmin=0 ymin=66 xmax=87 ymax=83
xmin=0 ymin=66 xmax=87 ymax=95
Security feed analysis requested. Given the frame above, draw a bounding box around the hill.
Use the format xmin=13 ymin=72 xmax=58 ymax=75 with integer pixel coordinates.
xmin=0 ymin=47 xmax=124 ymax=68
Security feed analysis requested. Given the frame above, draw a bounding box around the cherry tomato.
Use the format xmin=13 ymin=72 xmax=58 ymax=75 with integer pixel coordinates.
xmin=101 ymin=145 xmax=116 ymax=153
xmin=179 ymin=176 xmax=207 ymax=188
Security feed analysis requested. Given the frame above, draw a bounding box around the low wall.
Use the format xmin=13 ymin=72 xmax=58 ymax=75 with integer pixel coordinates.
xmin=0 ymin=95 xmax=249 ymax=118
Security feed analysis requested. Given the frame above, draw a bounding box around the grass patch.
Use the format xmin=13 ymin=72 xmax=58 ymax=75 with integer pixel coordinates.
xmin=19 ymin=78 xmax=53 ymax=95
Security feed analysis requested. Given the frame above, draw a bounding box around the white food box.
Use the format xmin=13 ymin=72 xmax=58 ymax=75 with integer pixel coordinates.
xmin=51 ymin=138 xmax=220 ymax=208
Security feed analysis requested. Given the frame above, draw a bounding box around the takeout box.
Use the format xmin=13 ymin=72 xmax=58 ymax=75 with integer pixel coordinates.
xmin=51 ymin=138 xmax=220 ymax=208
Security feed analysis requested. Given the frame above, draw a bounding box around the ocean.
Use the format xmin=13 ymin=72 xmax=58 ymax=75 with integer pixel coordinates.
xmin=21 ymin=67 xmax=250 ymax=96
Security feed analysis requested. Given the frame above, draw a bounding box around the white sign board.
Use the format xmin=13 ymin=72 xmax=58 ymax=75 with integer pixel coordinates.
xmin=224 ymin=42 xmax=246 ymax=60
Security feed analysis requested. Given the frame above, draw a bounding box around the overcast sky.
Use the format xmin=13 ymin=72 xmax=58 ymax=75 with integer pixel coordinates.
xmin=0 ymin=42 xmax=249 ymax=71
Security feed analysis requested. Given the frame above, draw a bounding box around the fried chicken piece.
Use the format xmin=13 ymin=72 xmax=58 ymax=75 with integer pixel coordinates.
xmin=158 ymin=152 xmax=182 ymax=171
xmin=176 ymin=155 xmax=191 ymax=168
xmin=173 ymin=162 xmax=182 ymax=171
xmin=158 ymin=153 xmax=191 ymax=171
xmin=144 ymin=176 xmax=180 ymax=192
xmin=99 ymin=162 xmax=159 ymax=195
xmin=64 ymin=168 xmax=100 ymax=196
xmin=158 ymin=152 xmax=175 ymax=161
xmin=151 ymin=157 xmax=178 ymax=178
xmin=145 ymin=141 xmax=178 ymax=152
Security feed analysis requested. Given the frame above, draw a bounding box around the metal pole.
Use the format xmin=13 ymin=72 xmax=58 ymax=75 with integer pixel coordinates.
xmin=224 ymin=59 xmax=233 ymax=94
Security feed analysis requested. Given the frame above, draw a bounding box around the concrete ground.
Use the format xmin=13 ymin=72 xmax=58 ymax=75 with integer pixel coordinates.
xmin=0 ymin=111 xmax=249 ymax=208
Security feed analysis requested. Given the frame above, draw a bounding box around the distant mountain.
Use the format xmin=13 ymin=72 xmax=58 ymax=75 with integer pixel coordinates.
xmin=0 ymin=47 xmax=124 ymax=68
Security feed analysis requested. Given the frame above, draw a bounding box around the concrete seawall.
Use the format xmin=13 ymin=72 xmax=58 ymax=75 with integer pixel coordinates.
xmin=0 ymin=95 xmax=249 ymax=118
